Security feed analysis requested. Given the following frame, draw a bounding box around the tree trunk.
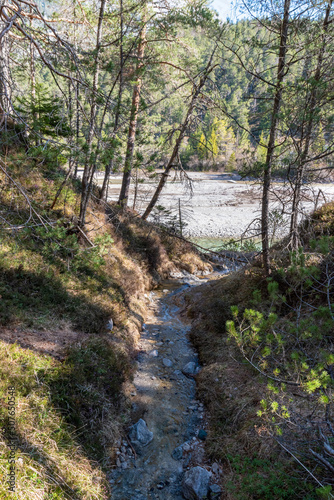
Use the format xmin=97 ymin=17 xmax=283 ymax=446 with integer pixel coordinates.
xmin=0 ymin=0 xmax=13 ymax=127
xmin=99 ymin=0 xmax=124 ymax=203
xmin=73 ymin=0 xmax=79 ymax=180
xmin=289 ymin=0 xmax=332 ymax=250
xmin=142 ymin=48 xmax=217 ymax=221
xmin=261 ymin=0 xmax=291 ymax=275
xmin=79 ymin=0 xmax=106 ymax=226
xmin=118 ymin=15 xmax=146 ymax=207
xmin=74 ymin=80 xmax=80 ymax=179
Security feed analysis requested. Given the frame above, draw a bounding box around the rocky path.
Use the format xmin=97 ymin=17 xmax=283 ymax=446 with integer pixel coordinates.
xmin=109 ymin=279 xmax=222 ymax=500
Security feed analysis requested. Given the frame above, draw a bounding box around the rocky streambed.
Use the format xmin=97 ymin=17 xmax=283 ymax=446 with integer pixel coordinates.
xmin=109 ymin=276 xmax=223 ymax=500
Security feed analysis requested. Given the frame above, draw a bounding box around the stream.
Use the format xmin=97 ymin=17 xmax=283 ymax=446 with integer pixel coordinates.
xmin=109 ymin=276 xmax=220 ymax=500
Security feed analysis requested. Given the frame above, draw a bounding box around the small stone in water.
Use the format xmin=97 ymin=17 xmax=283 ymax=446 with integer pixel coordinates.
xmin=211 ymin=462 xmax=220 ymax=474
xmin=172 ymin=445 xmax=184 ymax=460
xmin=163 ymin=358 xmax=173 ymax=367
xmin=182 ymin=361 xmax=197 ymax=377
xmin=209 ymin=483 xmax=222 ymax=499
xmin=183 ymin=442 xmax=191 ymax=452
xmin=149 ymin=350 xmax=159 ymax=357
xmin=198 ymin=429 xmax=207 ymax=441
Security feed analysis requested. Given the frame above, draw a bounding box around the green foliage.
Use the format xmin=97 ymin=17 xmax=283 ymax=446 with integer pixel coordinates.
xmin=0 ymin=341 xmax=108 ymax=499
xmin=226 ymin=152 xmax=236 ymax=171
xmin=217 ymin=237 xmax=260 ymax=252
xmin=26 ymin=222 xmax=113 ymax=272
xmin=226 ymin=454 xmax=315 ymax=499
xmin=316 ymin=485 xmax=333 ymax=499
xmin=0 ymin=223 xmax=118 ymax=332
xmin=16 ymin=82 xmax=70 ymax=140
xmin=226 ymin=240 xmax=334 ymax=486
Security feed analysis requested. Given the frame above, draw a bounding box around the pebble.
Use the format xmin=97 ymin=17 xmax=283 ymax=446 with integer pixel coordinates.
xmin=182 ymin=466 xmax=211 ymax=500
xmin=198 ymin=429 xmax=207 ymax=441
xmin=163 ymin=358 xmax=173 ymax=367
xmin=183 ymin=442 xmax=191 ymax=452
xmin=128 ymin=419 xmax=154 ymax=448
xmin=182 ymin=361 xmax=198 ymax=378
xmin=211 ymin=462 xmax=220 ymax=474
xmin=209 ymin=483 xmax=222 ymax=499
xmin=149 ymin=350 xmax=159 ymax=357
xmin=172 ymin=445 xmax=183 ymax=460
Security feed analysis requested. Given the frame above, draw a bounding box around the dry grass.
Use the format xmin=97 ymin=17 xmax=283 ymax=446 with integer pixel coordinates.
xmin=0 ymin=341 xmax=109 ymax=500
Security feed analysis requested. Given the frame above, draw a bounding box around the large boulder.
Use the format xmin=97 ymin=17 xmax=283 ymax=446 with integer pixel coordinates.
xmin=182 ymin=466 xmax=211 ymax=499
xmin=128 ymin=419 xmax=153 ymax=448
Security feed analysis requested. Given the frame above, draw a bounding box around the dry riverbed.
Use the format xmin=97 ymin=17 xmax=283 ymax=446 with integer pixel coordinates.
xmin=99 ymin=171 xmax=334 ymax=240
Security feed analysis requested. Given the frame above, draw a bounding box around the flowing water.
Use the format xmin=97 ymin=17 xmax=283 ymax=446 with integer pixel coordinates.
xmin=109 ymin=279 xmax=210 ymax=500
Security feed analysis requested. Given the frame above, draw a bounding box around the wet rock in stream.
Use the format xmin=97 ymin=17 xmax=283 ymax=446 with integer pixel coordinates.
xmin=128 ymin=419 xmax=154 ymax=448
xmin=182 ymin=466 xmax=211 ymax=500
xmin=209 ymin=483 xmax=222 ymax=499
xmin=182 ymin=361 xmax=198 ymax=378
xmin=163 ymin=358 xmax=173 ymax=367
